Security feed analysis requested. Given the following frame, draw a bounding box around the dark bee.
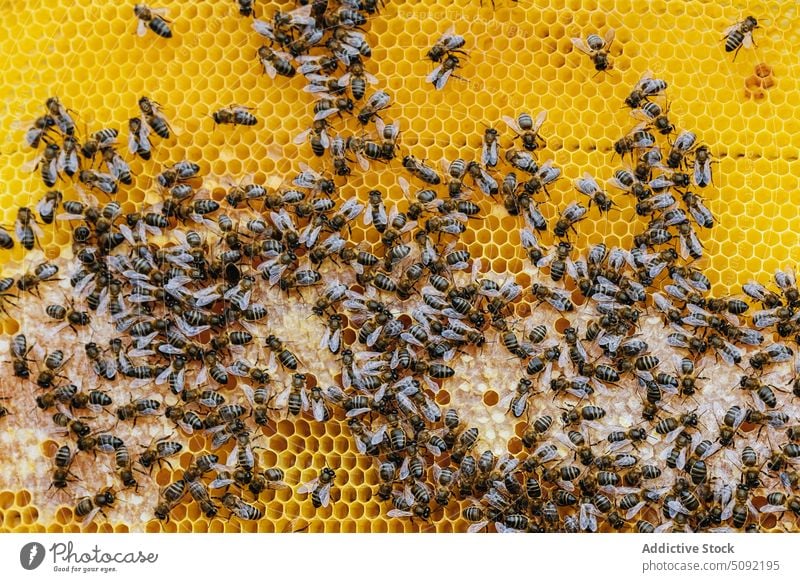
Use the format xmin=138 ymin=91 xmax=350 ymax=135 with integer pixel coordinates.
xmin=724 ymin=16 xmax=758 ymax=60
xmin=571 ymin=29 xmax=615 ymax=72
xmin=212 ymin=105 xmax=258 ymax=126
xmin=134 ymin=4 xmax=172 ymax=38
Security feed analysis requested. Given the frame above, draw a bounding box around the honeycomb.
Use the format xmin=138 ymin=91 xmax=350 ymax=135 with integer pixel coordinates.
xmin=0 ymin=0 xmax=799 ymax=535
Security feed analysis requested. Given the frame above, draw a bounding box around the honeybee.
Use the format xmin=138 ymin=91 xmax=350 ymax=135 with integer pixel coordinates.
xmin=631 ymin=101 xmax=674 ymax=135
xmin=403 ymin=155 xmax=441 ymax=185
xmin=212 ymin=105 xmax=258 ymax=126
xmin=221 ymin=493 xmax=263 ymax=520
xmin=138 ymin=96 xmax=172 ymax=139
xmin=503 ymin=110 xmax=547 ymax=152
xmin=339 ymin=57 xmax=378 ymax=100
xmin=74 ymin=488 xmax=117 ymax=525
xmin=24 ymin=140 xmax=59 ymax=187
xmin=127 ymin=117 xmax=152 ymax=160
xmin=298 ymin=467 xmax=336 ymax=508
xmin=574 ymin=173 xmax=613 ymax=213
xmin=427 ymin=54 xmax=463 ymax=90
xmin=17 ymin=115 xmax=55 ymax=148
xmin=427 ymin=26 xmax=466 ymax=62
xmin=14 ymin=207 xmax=43 ymax=251
xmin=256 ymin=46 xmax=295 ymax=78
xmin=666 ymin=130 xmax=696 ymax=169
xmin=624 ymin=71 xmax=667 ymax=109
xmin=134 ymin=4 xmax=172 ymax=38
xmin=58 ymin=135 xmax=79 ymax=176
xmin=45 ymin=97 xmax=75 ymax=135
xmin=724 ymin=16 xmax=758 ymax=60
xmin=693 ymin=145 xmax=713 ymax=188
xmin=571 ymin=29 xmax=615 ymax=72
xmin=357 ymin=90 xmax=391 ymax=124
xmin=614 ymin=130 xmax=656 ymax=158
xmin=554 ymin=202 xmax=588 ymax=238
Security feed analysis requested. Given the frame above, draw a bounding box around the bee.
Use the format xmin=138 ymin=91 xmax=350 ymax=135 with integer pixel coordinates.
xmin=724 ymin=16 xmax=759 ymax=60
xmin=339 ymin=57 xmax=378 ymax=100
xmin=138 ymin=96 xmax=172 ymax=139
xmin=666 ymin=130 xmax=697 ymax=169
xmin=45 ymin=97 xmax=75 ymax=135
xmin=357 ymin=90 xmax=391 ymax=124
xmin=693 ymin=145 xmax=713 ymax=187
xmin=427 ymin=26 xmax=466 ymax=62
xmin=134 ymin=4 xmax=172 ymax=38
xmin=608 ymin=168 xmax=651 ymax=200
xmin=115 ymin=396 xmax=161 ymax=424
xmin=571 ymin=29 xmax=615 ymax=72
xmin=375 ymin=118 xmax=400 ymax=160
xmin=19 ymin=114 xmax=55 ymax=148
xmin=403 ymin=155 xmax=440 ymax=185
xmin=127 ymin=117 xmax=152 ymax=160
xmin=624 ymin=71 xmax=667 ymax=109
xmin=256 ymin=45 xmax=297 ymax=79
xmin=574 ymin=173 xmax=614 ymax=213
xmin=74 ymin=488 xmax=117 ymax=525
xmin=79 ymin=169 xmax=118 ymax=195
xmin=427 ymin=54 xmax=464 ymax=90
xmin=35 ymin=190 xmax=62 ymax=225
xmin=503 ymin=111 xmax=547 ymax=152
xmin=480 ymin=126 xmax=499 ymax=168
xmin=114 ymin=444 xmax=137 ymax=490
xmin=466 ymin=161 xmax=498 ymax=195
xmin=221 ymin=493 xmax=263 ymax=520
xmin=293 ymin=119 xmax=331 ymax=157
xmin=138 ymin=436 xmax=183 ymax=472
xmin=553 ymin=202 xmax=588 ymax=238
xmin=613 ymin=130 xmax=656 ymax=158
xmin=25 ymin=140 xmax=59 ymax=187
xmin=15 ymin=207 xmax=43 ymax=251
xmin=58 ymin=135 xmax=79 ymax=177
xmin=298 ymin=467 xmax=336 ymax=508
xmin=212 ymin=105 xmax=258 ymax=126
xmin=154 ymin=479 xmax=186 ymax=521
xmin=17 ymin=261 xmax=58 ymax=295
xmin=50 ymin=444 xmax=78 ymax=490
xmin=749 ymin=343 xmax=793 ymax=370
xmin=632 ymin=100 xmax=674 ymax=135
xmin=681 ymin=191 xmax=714 ymax=228
xmin=531 ymin=283 xmax=574 ymax=312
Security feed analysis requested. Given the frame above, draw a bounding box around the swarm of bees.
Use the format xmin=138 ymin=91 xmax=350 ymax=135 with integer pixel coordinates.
xmin=3 ymin=2 xmax=797 ymax=535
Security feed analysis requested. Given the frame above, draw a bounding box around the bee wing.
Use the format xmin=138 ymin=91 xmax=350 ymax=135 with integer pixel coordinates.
xmin=80 ymin=506 xmax=102 ymax=527
xmin=570 ymin=37 xmax=592 ymax=55
xmin=426 ymin=65 xmax=443 ymax=84
xmin=317 ymin=483 xmax=332 ymax=507
xmin=261 ymin=58 xmax=278 ymax=79
xmin=604 ymin=28 xmax=615 ymax=46
xmin=137 ymin=19 xmax=148 ymax=37
xmin=502 ymin=115 xmax=522 ymax=134
xmin=297 ymin=477 xmax=319 ymax=495
xmin=311 ymin=398 xmax=327 ymax=422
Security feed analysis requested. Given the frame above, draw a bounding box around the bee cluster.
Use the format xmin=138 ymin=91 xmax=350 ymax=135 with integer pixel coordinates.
xmin=1 ymin=2 xmax=797 ymax=534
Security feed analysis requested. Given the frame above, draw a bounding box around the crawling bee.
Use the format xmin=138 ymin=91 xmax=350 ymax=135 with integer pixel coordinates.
xmin=256 ymin=46 xmax=295 ymax=78
xmin=357 ymin=90 xmax=391 ymax=124
xmin=693 ymin=145 xmax=713 ymax=188
xmin=74 ymin=488 xmax=117 ymax=525
xmin=571 ymin=29 xmax=615 ymax=73
xmin=614 ymin=130 xmax=656 ymax=158
xmin=554 ymin=202 xmax=588 ymax=238
xmin=632 ymin=101 xmax=674 ymax=135
xmin=298 ymin=467 xmax=336 ymax=508
xmin=18 ymin=115 xmax=55 ymax=148
xmin=45 ymin=97 xmax=75 ymax=135
xmin=427 ymin=26 xmax=466 ymax=62
xmin=212 ymin=105 xmax=258 ymax=126
xmin=221 ymin=493 xmax=263 ymax=520
xmin=574 ymin=173 xmax=613 ymax=212
xmin=138 ymin=96 xmax=172 ymax=139
xmin=134 ymin=4 xmax=172 ymax=38
xmin=503 ymin=111 xmax=547 ymax=151
xmin=625 ymin=71 xmax=667 ymax=109
xmin=403 ymin=155 xmax=441 ymax=185
xmin=667 ymin=130 xmax=697 ymax=169
xmin=128 ymin=117 xmax=152 ymax=160
xmin=724 ymin=16 xmax=758 ymax=60
xmin=427 ymin=54 xmax=464 ymax=90
xmin=15 ymin=207 xmax=42 ymax=251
